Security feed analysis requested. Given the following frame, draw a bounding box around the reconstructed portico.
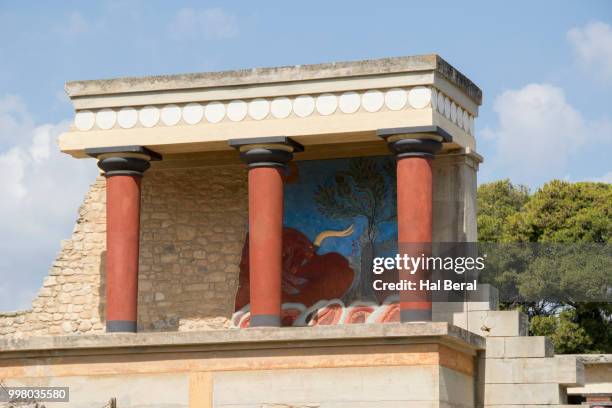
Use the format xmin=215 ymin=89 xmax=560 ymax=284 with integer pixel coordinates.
xmin=2 ymin=55 xmax=596 ymax=407
xmin=58 ymin=54 xmax=481 ymax=332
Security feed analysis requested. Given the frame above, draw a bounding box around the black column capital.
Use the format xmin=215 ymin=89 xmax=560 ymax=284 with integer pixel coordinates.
xmin=85 ymin=145 xmax=162 ymax=177
xmin=228 ymin=136 xmax=304 ymax=169
xmin=378 ymin=126 xmax=451 ymax=159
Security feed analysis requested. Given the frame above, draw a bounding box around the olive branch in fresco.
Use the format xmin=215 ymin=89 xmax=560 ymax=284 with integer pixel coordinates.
xmin=314 ymin=157 xmax=397 ymax=301
xmin=314 ymin=157 xmax=397 ymax=248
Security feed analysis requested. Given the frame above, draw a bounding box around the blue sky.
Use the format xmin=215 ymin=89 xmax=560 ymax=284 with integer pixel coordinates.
xmin=0 ymin=1 xmax=611 ymax=310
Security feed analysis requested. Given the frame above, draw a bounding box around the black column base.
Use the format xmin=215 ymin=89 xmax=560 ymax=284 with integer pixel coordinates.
xmin=249 ymin=314 xmax=281 ymax=328
xmin=106 ymin=320 xmax=137 ymax=333
xmin=400 ymin=309 xmax=433 ymax=323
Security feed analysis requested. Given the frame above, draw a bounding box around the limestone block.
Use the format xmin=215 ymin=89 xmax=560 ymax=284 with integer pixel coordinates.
xmin=432 ymin=301 xmax=465 ymax=325
xmin=438 ymin=366 xmax=474 ymax=407
xmin=454 ymin=310 xmax=528 ymax=337
xmin=484 ymin=383 xmax=565 ymax=405
xmin=466 ymin=284 xmax=499 ymax=311
xmin=433 ymin=301 xmax=466 ymax=315
xmin=482 ymin=355 xmax=585 ymax=386
xmin=213 ymin=366 xmax=439 ymax=406
xmin=484 ymin=338 xmax=505 ymax=358
xmin=503 ymin=336 xmax=554 ymax=358
xmin=485 ymin=336 xmax=554 ymax=359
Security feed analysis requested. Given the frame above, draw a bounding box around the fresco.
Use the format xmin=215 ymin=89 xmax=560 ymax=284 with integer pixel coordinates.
xmin=232 ymin=156 xmax=400 ymax=327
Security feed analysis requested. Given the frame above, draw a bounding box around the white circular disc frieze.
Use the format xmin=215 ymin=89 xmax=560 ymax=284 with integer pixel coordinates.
xmin=444 ymin=96 xmax=451 ymax=120
xmin=117 ymin=107 xmax=137 ymax=129
xmin=437 ymin=92 xmax=446 ymax=115
xmin=271 ymin=97 xmax=292 ymax=119
xmin=227 ymin=100 xmax=247 ymax=122
xmin=205 ymin=102 xmax=225 ymax=123
xmin=339 ymin=92 xmax=360 ymax=114
xmin=361 ymin=90 xmax=384 ymax=112
xmin=293 ymin=95 xmax=315 ymax=118
xmin=96 ymin=108 xmax=116 ymax=130
xmin=431 ymin=89 xmax=438 ymax=111
xmin=74 ymin=110 xmax=95 ymax=131
xmin=450 ymin=102 xmax=457 ymax=123
xmin=182 ymin=103 xmax=204 ymax=125
xmin=139 ymin=106 xmax=160 ymax=128
xmin=385 ymin=88 xmax=407 ymax=111
xmin=161 ymin=104 xmax=181 ymax=126
xmin=316 ymin=93 xmax=338 ymax=116
xmin=249 ymin=98 xmax=270 ymax=120
xmin=456 ymin=106 xmax=463 ymax=128
xmin=462 ymin=110 xmax=469 ymax=131
xmin=408 ymin=86 xmax=432 ymax=109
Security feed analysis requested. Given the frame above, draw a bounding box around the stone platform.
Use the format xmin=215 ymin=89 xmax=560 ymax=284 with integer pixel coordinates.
xmin=0 ymin=323 xmax=482 ymax=408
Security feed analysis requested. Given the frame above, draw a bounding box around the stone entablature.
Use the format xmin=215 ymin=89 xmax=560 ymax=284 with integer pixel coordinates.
xmin=60 ymin=54 xmax=481 ymax=159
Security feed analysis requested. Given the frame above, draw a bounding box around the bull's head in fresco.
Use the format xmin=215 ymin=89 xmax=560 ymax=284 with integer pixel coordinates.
xmin=234 ymin=225 xmax=355 ymax=310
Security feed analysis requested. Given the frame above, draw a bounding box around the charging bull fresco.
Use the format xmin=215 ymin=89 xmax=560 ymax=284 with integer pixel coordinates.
xmin=232 ymin=156 xmax=400 ymax=327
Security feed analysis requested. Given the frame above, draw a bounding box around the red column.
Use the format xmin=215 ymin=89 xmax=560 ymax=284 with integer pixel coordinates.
xmin=229 ymin=137 xmax=304 ymax=328
xmin=87 ymin=147 xmax=159 ymax=333
xmin=105 ymin=174 xmax=142 ymax=332
xmin=397 ymin=156 xmax=434 ymax=322
xmin=378 ymin=130 xmax=444 ymax=322
xmin=248 ymin=167 xmax=284 ymax=327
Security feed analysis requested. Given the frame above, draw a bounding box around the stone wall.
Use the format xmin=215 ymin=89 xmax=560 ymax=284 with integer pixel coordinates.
xmin=0 ymin=177 xmax=107 ymax=338
xmin=137 ymin=165 xmax=247 ymax=331
xmin=0 ymin=164 xmax=248 ymax=338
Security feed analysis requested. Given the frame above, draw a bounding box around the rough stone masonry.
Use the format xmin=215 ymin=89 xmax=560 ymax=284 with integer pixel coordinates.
xmin=0 ymin=165 xmax=248 ymax=338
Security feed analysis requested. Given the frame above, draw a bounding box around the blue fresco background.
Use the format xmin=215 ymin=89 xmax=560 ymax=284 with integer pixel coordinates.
xmin=284 ymin=156 xmax=399 ymax=298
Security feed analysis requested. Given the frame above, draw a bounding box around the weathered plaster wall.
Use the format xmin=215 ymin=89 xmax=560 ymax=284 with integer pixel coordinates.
xmin=0 ymin=164 xmax=248 ymax=338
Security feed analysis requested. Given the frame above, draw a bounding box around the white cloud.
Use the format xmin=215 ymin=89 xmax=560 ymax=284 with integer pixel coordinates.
xmin=482 ymin=83 xmax=612 ymax=187
xmin=0 ymin=95 xmax=98 ymax=311
xmin=0 ymin=94 xmax=33 ymax=148
xmin=168 ymin=7 xmax=239 ymax=40
xmin=567 ymin=21 xmax=612 ymax=82
xmin=0 ymin=147 xmax=27 ymax=201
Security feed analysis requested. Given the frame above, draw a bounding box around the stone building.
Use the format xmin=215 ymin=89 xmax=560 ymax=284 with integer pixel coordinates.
xmin=0 ymin=55 xmax=610 ymax=407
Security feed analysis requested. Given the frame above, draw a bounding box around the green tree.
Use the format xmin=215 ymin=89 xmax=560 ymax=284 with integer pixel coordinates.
xmin=477 ymin=180 xmax=612 ymax=353
xmin=477 ymin=179 xmax=529 ymax=242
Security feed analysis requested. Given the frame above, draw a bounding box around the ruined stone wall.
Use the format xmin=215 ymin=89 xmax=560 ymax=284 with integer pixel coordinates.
xmin=0 ymin=164 xmax=248 ymax=338
xmin=0 ymin=177 xmax=107 ymax=338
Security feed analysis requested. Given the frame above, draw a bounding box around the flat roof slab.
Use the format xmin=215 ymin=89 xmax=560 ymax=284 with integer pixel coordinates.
xmin=60 ymin=54 xmax=482 ymax=160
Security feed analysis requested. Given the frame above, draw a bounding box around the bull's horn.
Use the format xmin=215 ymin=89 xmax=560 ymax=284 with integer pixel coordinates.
xmin=313 ymin=224 xmax=354 ymax=247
